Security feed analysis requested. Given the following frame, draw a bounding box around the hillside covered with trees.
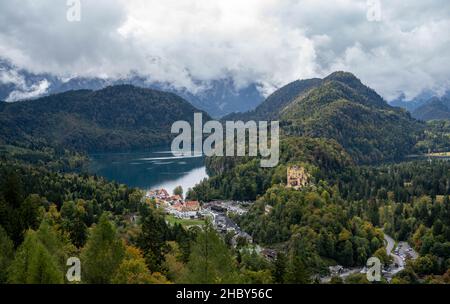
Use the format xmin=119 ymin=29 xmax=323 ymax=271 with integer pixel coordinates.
xmin=0 ymin=85 xmax=209 ymax=152
xmin=224 ymin=72 xmax=423 ymax=164
xmin=2 ymin=71 xmax=450 ymax=285
xmin=185 ymin=72 xmax=450 ymax=284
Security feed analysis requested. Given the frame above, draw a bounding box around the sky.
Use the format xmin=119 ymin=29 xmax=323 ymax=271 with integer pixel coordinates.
xmin=0 ymin=0 xmax=449 ymax=101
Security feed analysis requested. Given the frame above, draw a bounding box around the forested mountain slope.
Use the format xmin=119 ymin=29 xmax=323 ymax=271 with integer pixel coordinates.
xmin=225 ymin=71 xmax=423 ymax=163
xmin=0 ymin=85 xmax=209 ymax=152
xmin=281 ymin=72 xmax=423 ymax=163
xmin=224 ymin=78 xmax=322 ymax=121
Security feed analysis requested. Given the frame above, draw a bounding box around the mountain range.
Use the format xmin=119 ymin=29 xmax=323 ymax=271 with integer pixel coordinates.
xmin=411 ymin=96 xmax=450 ymax=121
xmin=389 ymin=90 xmax=439 ymax=112
xmin=1 ymin=69 xmax=428 ymax=163
xmin=390 ymin=89 xmax=450 ymax=121
xmin=0 ymin=60 xmax=263 ymax=118
xmin=4 ymin=58 xmax=449 ymax=122
xmin=227 ymin=71 xmax=423 ymax=163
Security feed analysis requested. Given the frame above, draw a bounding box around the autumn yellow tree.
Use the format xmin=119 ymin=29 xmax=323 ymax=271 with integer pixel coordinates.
xmin=112 ymin=245 xmax=170 ymax=284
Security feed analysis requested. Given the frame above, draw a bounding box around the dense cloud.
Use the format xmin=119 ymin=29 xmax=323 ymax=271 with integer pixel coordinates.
xmin=0 ymin=0 xmax=449 ymax=100
xmin=0 ymin=66 xmax=50 ymax=101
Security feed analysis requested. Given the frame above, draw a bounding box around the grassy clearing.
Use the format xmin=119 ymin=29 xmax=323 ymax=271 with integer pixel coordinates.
xmin=165 ymin=214 xmax=205 ymax=227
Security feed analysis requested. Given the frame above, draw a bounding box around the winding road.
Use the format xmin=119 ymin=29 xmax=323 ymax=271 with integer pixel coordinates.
xmin=384 ymin=233 xmax=404 ymax=274
xmin=320 ymin=232 xmax=418 ymax=283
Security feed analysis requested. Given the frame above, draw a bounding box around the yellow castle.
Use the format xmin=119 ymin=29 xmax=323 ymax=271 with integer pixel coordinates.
xmin=287 ymin=165 xmax=309 ymax=190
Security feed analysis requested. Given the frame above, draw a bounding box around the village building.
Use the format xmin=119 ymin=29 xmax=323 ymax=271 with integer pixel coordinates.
xmin=287 ymin=165 xmax=309 ymax=190
xmin=170 ymin=194 xmax=183 ymax=202
xmin=146 ymin=189 xmax=170 ymax=199
xmin=172 ymin=202 xmax=184 ymax=212
xmin=157 ymin=189 xmax=170 ymax=199
xmin=184 ymin=201 xmax=200 ymax=212
xmin=150 ymin=191 xmax=202 ymax=219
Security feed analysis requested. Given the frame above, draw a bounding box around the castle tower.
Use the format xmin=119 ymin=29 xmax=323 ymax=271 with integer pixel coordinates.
xmin=287 ymin=165 xmax=309 ymax=190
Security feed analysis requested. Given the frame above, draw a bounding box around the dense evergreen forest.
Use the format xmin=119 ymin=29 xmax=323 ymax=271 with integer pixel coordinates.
xmin=224 ymin=72 xmax=423 ymax=164
xmin=185 ymin=72 xmax=450 ymax=283
xmin=0 ymin=85 xmax=209 ymax=152
xmin=0 ymin=146 xmax=244 ymax=283
xmin=3 ymin=139 xmax=450 ymax=284
xmin=2 ymin=74 xmax=450 ymax=284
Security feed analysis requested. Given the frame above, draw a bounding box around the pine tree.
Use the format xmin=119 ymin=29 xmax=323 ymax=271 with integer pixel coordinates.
xmin=182 ymin=222 xmax=238 ymax=283
xmin=19 ymin=194 xmax=42 ymax=231
xmin=284 ymin=255 xmax=310 ymax=284
xmin=36 ymin=220 xmax=75 ymax=270
xmin=2 ymin=170 xmax=23 ymax=209
xmin=0 ymin=226 xmax=14 ymax=283
xmin=272 ymin=252 xmax=287 ymax=284
xmin=284 ymin=240 xmax=311 ymax=284
xmin=61 ymin=200 xmax=88 ymax=247
xmin=283 ymin=231 xmax=313 ymax=284
xmin=338 ymin=240 xmax=355 ymax=266
xmin=81 ymin=213 xmax=125 ymax=283
xmin=137 ymin=206 xmax=169 ymax=272
xmin=7 ymin=230 xmax=64 ymax=284
xmin=70 ymin=216 xmax=88 ymax=248
xmin=0 ymin=192 xmax=43 ymax=246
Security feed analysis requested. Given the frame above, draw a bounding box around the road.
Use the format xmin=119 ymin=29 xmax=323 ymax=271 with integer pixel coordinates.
xmin=384 ymin=233 xmax=404 ymax=271
xmin=319 ymin=231 xmax=420 ymax=283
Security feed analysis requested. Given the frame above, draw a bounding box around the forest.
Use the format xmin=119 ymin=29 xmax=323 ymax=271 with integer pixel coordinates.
xmin=187 ymin=133 xmax=450 ymax=283
xmin=0 ymin=145 xmax=302 ymax=284
xmin=0 ymin=85 xmax=210 ymax=152
xmin=2 ymin=73 xmax=450 ymax=284
xmin=3 ymin=138 xmax=450 ymax=284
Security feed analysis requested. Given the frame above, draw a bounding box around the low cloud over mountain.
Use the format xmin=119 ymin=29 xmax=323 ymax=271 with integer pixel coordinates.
xmin=1 ymin=0 xmax=449 ymax=108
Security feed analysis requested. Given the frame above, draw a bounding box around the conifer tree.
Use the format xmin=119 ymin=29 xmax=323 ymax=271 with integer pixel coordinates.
xmin=137 ymin=206 xmax=169 ymax=272
xmin=7 ymin=230 xmax=64 ymax=284
xmin=272 ymin=252 xmax=287 ymax=284
xmin=81 ymin=213 xmax=125 ymax=283
xmin=182 ymin=222 xmax=238 ymax=283
xmin=0 ymin=226 xmax=14 ymax=283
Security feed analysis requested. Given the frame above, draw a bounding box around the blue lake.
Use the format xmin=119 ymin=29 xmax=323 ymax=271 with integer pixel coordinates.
xmin=88 ymin=148 xmax=208 ymax=193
